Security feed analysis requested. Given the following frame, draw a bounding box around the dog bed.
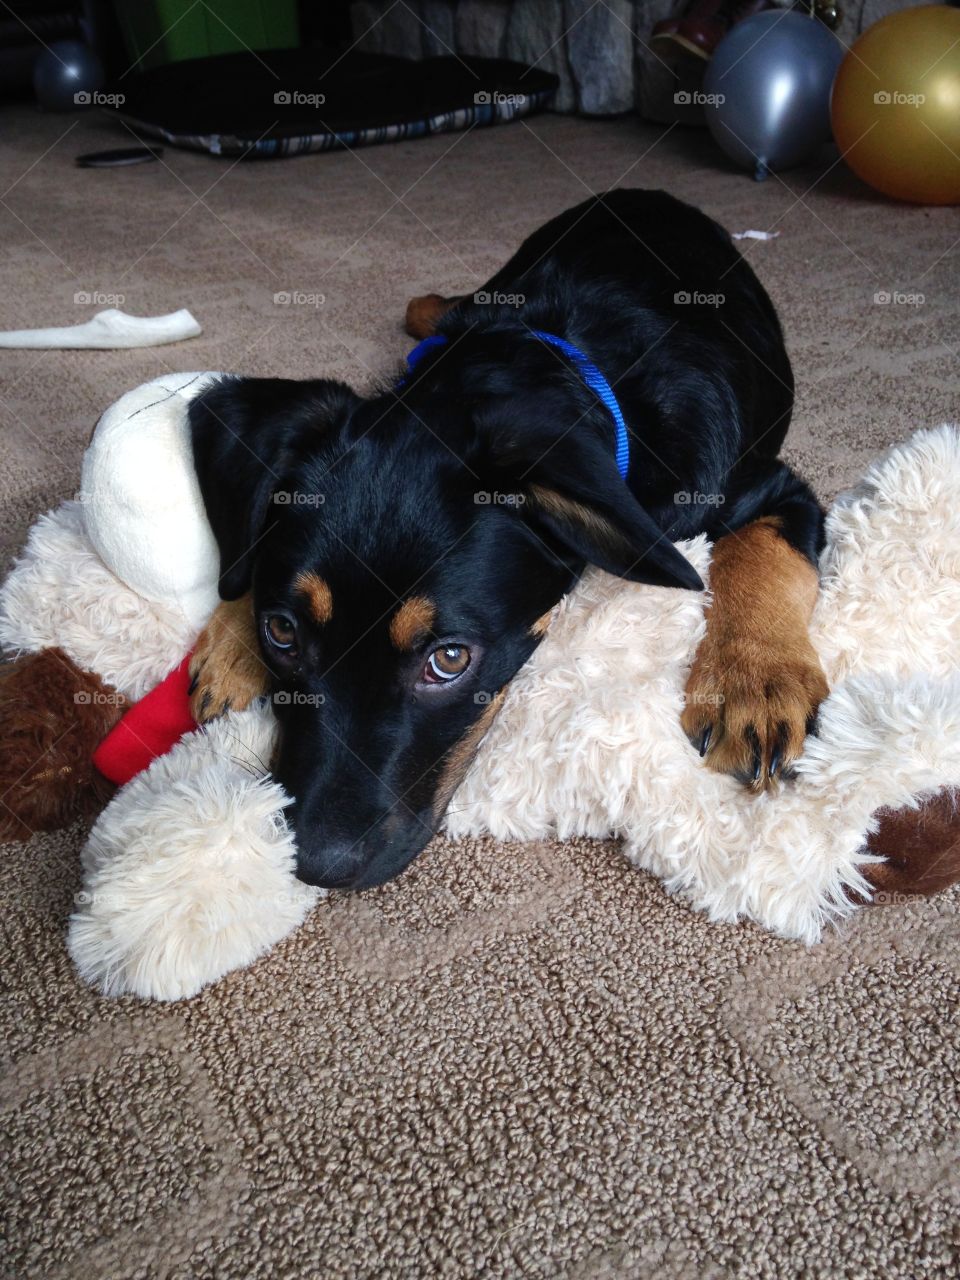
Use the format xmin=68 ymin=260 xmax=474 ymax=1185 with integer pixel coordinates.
xmin=109 ymin=51 xmax=558 ymax=157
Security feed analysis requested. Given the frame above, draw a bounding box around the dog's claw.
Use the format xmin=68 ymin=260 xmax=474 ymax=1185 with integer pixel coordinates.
xmin=748 ymin=727 xmax=763 ymax=784
xmin=770 ymin=722 xmax=791 ymax=781
xmin=681 ymin=630 xmax=829 ymax=793
xmin=187 ymin=596 xmax=269 ymax=723
xmin=698 ymin=726 xmax=712 ymax=757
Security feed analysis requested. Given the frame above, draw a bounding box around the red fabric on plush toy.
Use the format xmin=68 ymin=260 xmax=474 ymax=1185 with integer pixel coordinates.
xmin=93 ymin=655 xmax=196 ymax=786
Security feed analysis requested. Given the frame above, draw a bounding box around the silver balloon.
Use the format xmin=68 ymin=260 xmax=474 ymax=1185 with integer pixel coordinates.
xmin=703 ymin=12 xmax=844 ymax=180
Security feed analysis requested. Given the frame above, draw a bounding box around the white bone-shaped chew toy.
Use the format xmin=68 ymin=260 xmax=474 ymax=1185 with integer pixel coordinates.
xmin=0 ymin=307 xmax=201 ymax=349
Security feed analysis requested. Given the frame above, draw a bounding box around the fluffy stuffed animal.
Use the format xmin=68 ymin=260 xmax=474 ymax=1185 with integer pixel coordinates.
xmin=1 ymin=373 xmax=959 ymax=1001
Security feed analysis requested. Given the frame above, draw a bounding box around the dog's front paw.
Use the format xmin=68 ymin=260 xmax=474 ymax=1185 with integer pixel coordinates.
xmin=189 ymin=597 xmax=269 ymax=723
xmin=680 ymin=632 xmax=829 ymax=791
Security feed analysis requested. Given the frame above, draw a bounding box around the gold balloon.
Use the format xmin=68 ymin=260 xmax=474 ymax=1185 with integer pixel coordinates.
xmin=831 ymin=5 xmax=960 ymax=205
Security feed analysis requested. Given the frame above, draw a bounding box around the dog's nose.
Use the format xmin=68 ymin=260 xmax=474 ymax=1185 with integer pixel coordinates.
xmin=295 ymin=843 xmax=363 ymax=890
xmin=294 ymin=833 xmax=427 ymax=892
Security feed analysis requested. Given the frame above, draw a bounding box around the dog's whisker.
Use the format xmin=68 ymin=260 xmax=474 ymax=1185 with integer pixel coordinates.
xmin=195 ymin=721 xmax=275 ymax=779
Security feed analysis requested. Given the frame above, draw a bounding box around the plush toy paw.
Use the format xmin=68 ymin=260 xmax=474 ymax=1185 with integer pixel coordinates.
xmin=68 ymin=705 xmax=319 ymax=1001
xmin=681 ymin=632 xmax=829 ymax=790
xmin=864 ymin=789 xmax=960 ymax=902
xmin=188 ymin=596 xmax=269 ymax=722
xmin=0 ymin=648 xmax=124 ymax=841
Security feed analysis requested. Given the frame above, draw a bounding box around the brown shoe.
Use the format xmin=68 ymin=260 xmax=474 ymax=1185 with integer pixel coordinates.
xmin=653 ymin=0 xmax=779 ymax=61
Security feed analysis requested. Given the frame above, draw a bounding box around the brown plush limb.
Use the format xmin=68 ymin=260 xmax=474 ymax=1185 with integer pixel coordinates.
xmin=681 ymin=517 xmax=829 ymax=792
xmin=0 ymin=648 xmax=125 ymax=841
xmin=861 ymin=789 xmax=960 ymax=904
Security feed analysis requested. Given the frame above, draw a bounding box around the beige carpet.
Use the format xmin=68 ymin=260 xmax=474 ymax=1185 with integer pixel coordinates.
xmin=2 ymin=105 xmax=959 ymax=1279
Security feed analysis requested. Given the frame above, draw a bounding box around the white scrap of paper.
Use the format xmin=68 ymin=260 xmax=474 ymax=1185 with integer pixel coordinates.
xmin=731 ymin=230 xmax=781 ymax=241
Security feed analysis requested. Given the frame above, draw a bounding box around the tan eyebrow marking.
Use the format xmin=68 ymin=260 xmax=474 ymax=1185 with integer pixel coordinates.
xmin=295 ymin=571 xmax=334 ymax=625
xmin=389 ymin=596 xmax=436 ymax=650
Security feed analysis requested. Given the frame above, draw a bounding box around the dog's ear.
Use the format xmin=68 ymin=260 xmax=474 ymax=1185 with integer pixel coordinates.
xmin=490 ymin=423 xmax=704 ymax=591
xmin=190 ymin=376 xmax=358 ymax=599
xmin=525 ymin=482 xmax=702 ymax=590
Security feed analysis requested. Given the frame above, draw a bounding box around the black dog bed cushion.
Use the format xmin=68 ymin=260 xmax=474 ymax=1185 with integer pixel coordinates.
xmin=110 ymin=50 xmax=558 ymax=158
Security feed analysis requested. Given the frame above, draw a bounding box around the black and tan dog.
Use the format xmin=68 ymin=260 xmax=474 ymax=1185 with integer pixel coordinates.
xmin=188 ymin=189 xmax=828 ymax=890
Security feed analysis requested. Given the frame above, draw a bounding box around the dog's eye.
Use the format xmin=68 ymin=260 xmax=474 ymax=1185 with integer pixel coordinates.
xmin=264 ymin=613 xmax=298 ymax=652
xmin=424 ymin=644 xmax=471 ymax=682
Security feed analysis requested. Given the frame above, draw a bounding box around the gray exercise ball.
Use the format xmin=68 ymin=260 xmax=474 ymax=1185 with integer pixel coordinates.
xmin=33 ymin=40 xmax=105 ymax=113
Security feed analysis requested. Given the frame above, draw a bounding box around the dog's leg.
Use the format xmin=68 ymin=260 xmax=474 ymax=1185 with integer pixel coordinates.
xmin=404 ymin=293 xmax=461 ymax=339
xmin=681 ymin=515 xmax=828 ymax=790
xmin=188 ymin=596 xmax=269 ymax=723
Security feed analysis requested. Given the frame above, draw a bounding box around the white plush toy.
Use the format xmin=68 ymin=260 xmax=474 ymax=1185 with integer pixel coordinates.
xmin=2 ymin=373 xmax=960 ymax=1001
xmin=81 ymin=372 xmax=222 ymax=631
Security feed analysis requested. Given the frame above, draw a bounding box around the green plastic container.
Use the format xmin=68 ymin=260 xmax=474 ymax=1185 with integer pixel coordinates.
xmin=113 ymin=0 xmax=299 ymax=71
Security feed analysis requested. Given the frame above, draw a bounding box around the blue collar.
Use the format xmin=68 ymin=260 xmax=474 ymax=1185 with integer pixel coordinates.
xmin=404 ymin=330 xmax=630 ymax=481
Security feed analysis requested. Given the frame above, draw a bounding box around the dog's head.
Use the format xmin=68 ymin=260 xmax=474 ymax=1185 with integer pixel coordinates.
xmin=190 ymin=356 xmax=701 ymax=890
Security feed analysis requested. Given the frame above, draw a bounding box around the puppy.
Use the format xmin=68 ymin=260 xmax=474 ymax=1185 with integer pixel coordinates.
xmin=188 ymin=188 xmax=827 ymax=890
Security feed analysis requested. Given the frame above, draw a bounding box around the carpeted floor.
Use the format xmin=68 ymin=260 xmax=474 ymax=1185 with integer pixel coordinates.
xmin=2 ymin=105 xmax=959 ymax=1279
